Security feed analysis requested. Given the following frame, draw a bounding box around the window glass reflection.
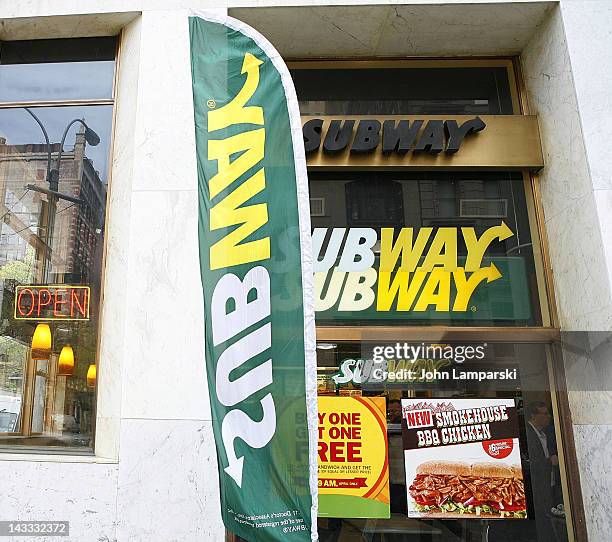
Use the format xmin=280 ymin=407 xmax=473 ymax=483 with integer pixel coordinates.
xmin=292 ymin=67 xmax=514 ymax=115
xmin=0 ymin=106 xmax=113 ymax=182
xmin=0 ymin=37 xmax=116 ymax=102
xmin=0 ymin=62 xmax=115 ymax=102
xmin=0 ymin=91 xmax=113 ymax=446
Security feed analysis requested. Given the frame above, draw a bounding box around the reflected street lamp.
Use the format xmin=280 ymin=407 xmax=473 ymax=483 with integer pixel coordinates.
xmin=23 ymin=108 xmax=101 ymax=281
xmin=24 ymin=109 xmax=100 ymax=192
xmin=49 ymin=118 xmax=100 ymax=191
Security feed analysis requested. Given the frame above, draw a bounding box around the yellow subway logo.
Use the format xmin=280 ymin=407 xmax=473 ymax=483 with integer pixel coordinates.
xmin=313 ymin=223 xmax=514 ymax=313
xmin=207 ymin=53 xmax=270 ymax=271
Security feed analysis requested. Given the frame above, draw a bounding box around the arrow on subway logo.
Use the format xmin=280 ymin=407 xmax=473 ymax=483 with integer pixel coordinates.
xmin=462 ymin=221 xmax=513 ymax=271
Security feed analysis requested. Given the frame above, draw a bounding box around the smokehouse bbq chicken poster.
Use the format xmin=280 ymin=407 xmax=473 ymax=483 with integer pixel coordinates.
xmin=401 ymin=398 xmax=527 ymax=519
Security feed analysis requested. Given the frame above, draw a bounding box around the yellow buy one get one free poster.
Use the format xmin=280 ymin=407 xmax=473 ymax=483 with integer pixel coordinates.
xmin=317 ymin=396 xmax=390 ymax=518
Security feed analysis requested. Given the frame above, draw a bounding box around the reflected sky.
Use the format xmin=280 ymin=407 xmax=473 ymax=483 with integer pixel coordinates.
xmin=0 ymin=105 xmax=113 ymax=182
xmin=0 ymin=61 xmax=115 ymax=102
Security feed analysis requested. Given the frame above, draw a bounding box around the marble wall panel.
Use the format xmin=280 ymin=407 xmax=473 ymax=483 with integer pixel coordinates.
xmin=560 ymin=0 xmax=612 ymax=193
xmin=523 ymin=6 xmax=612 ymax=540
xmin=522 ymin=5 xmax=612 ymax=331
xmin=0 ymin=459 xmax=118 ymax=542
xmin=229 ymin=3 xmax=554 ymax=58
xmin=573 ymin=424 xmax=612 ymax=541
xmin=0 ymin=0 xmax=218 ymax=19
xmin=95 ymin=14 xmax=142 ymax=460
xmin=560 ymin=1 xmax=612 ymax=332
xmin=115 ymin=419 xmax=224 ymax=542
xmin=120 ymin=190 xmax=210 ymax=421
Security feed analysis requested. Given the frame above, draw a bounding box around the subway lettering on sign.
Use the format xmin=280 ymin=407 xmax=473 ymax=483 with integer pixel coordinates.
xmin=313 ymin=223 xmax=513 ymax=314
xmin=303 ymin=117 xmax=486 ymax=155
xmin=206 ymin=53 xmax=275 ymax=488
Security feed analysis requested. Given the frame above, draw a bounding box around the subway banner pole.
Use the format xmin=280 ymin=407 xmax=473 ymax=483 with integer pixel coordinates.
xmin=189 ymin=11 xmax=318 ymax=542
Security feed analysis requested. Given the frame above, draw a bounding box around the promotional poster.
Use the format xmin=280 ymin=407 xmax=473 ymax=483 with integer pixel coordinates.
xmin=318 ymin=397 xmax=390 ymax=519
xmin=402 ymin=398 xmax=526 ymax=519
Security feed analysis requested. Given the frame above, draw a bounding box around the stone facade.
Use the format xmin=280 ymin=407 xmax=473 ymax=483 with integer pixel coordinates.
xmin=0 ymin=1 xmax=610 ymax=541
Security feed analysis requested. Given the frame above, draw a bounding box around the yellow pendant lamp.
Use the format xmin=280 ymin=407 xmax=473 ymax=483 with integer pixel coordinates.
xmin=31 ymin=323 xmax=52 ymax=360
xmin=58 ymin=345 xmax=75 ymax=376
xmin=86 ymin=364 xmax=97 ymax=388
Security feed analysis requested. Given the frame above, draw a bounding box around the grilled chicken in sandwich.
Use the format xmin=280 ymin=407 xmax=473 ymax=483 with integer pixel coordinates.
xmin=409 ymin=460 xmax=526 ymax=518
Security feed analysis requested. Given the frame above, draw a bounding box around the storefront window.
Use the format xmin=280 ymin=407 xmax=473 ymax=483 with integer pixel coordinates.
xmin=311 ymin=171 xmax=542 ymax=326
xmin=0 ymin=37 xmax=115 ymax=102
xmin=291 ymin=60 xmax=571 ymax=542
xmin=316 ymin=340 xmax=569 ymax=542
xmin=0 ymin=37 xmax=116 ymax=450
xmin=291 ymin=64 xmax=515 ymax=115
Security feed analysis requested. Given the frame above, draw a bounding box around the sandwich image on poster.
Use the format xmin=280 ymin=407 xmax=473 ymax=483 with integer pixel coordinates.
xmin=402 ymin=398 xmax=526 ymax=519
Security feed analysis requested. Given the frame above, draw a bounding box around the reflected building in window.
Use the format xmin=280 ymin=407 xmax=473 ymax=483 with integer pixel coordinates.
xmin=0 ymin=127 xmax=106 ymax=285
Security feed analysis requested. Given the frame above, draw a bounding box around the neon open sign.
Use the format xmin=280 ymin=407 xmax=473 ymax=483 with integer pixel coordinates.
xmin=14 ymin=285 xmax=90 ymax=321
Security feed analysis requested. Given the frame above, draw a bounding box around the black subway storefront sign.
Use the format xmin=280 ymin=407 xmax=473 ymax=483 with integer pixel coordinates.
xmin=303 ymin=117 xmax=486 ymax=155
xmin=302 ymin=115 xmax=544 ymax=170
